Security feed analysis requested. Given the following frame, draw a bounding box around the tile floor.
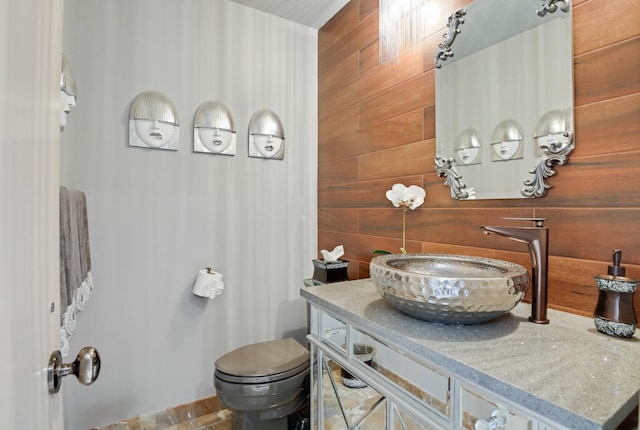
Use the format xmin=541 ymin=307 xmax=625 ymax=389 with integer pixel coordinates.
xmin=92 ymin=395 xmax=232 ymax=430
xmin=93 ymin=361 xmax=438 ymax=429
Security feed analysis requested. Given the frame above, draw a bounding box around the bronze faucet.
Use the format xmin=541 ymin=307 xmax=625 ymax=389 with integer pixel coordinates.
xmin=481 ymin=218 xmax=549 ymax=324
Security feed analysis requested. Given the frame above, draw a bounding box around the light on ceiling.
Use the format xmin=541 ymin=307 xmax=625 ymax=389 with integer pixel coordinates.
xmin=379 ymin=0 xmax=429 ymax=63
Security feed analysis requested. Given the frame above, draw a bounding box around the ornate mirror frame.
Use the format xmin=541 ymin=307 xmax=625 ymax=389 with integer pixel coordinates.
xmin=433 ymin=0 xmax=574 ymax=199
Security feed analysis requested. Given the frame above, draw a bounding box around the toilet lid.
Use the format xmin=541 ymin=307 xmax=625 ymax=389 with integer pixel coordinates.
xmin=215 ymin=338 xmax=309 ymax=378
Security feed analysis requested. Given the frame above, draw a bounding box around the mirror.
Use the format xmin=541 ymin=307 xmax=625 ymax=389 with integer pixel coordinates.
xmin=434 ymin=0 xmax=573 ymax=199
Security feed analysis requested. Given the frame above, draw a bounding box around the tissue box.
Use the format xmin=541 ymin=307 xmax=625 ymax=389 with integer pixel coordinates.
xmin=312 ymin=259 xmax=349 ymax=284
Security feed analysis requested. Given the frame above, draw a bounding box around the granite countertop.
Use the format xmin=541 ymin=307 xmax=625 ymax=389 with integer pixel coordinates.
xmin=301 ymin=279 xmax=640 ymax=430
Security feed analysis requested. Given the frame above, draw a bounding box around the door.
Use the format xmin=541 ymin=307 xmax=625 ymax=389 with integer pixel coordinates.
xmin=0 ymin=0 xmax=65 ymax=428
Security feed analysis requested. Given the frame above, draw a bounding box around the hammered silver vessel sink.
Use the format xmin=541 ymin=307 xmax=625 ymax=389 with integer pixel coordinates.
xmin=369 ymin=254 xmax=530 ymax=324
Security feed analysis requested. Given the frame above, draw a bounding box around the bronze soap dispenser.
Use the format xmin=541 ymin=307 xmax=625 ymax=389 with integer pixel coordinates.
xmin=594 ymin=250 xmax=638 ymax=338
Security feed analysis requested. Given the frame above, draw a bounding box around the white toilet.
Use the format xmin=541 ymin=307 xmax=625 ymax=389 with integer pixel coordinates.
xmin=214 ymin=338 xmax=310 ymax=430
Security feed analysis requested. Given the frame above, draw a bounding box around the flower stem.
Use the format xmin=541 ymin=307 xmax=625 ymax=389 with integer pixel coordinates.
xmin=402 ymin=207 xmax=407 ymax=253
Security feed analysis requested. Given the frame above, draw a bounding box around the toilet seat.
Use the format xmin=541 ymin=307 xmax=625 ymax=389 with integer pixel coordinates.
xmin=215 ymin=338 xmax=310 ymax=384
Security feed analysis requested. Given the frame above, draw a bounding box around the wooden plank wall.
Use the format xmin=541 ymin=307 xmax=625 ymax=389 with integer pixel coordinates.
xmin=317 ymin=0 xmax=640 ymax=320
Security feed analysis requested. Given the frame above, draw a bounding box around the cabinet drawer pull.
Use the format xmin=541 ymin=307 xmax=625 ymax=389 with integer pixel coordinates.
xmin=323 ymin=324 xmax=346 ymax=338
xmin=475 ymin=405 xmax=509 ymax=430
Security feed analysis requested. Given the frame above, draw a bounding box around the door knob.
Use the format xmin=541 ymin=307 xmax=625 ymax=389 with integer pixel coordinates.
xmin=48 ymin=346 xmax=101 ymax=394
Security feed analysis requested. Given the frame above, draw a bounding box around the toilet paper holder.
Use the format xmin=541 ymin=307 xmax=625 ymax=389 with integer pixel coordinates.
xmin=192 ymin=267 xmax=224 ymax=299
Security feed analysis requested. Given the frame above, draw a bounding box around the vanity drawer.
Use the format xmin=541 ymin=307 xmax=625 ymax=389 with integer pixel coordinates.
xmin=368 ymin=336 xmax=451 ymax=420
xmin=315 ymin=307 xmax=348 ymax=354
xmin=312 ymin=342 xmax=448 ymax=430
xmin=457 ymin=382 xmax=534 ymax=430
xmin=311 ymin=307 xmax=451 ymax=423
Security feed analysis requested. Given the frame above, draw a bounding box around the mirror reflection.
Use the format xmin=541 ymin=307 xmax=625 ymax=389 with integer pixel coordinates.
xmin=490 ymin=119 xmax=524 ymax=162
xmin=454 ymin=128 xmax=482 ymax=165
xmin=60 ymin=54 xmax=77 ymax=131
xmin=434 ymin=0 xmax=573 ymax=199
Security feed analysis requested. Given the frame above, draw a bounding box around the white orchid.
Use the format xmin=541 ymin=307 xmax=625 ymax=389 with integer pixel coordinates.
xmin=386 ymin=184 xmax=426 ymax=210
xmin=382 ymin=183 xmax=426 ymax=254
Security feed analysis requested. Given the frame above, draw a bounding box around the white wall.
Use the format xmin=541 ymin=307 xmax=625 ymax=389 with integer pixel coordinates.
xmin=1 ymin=1 xmax=64 ymax=429
xmin=61 ymin=1 xmax=318 ymax=427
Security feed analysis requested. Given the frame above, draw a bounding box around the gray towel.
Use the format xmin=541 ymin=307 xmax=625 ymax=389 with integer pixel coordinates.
xmin=59 ymin=186 xmax=91 ymax=324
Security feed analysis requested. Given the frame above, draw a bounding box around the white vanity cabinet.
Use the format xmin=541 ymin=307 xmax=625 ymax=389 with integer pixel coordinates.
xmin=307 ymin=304 xmax=561 ymax=430
xmin=302 ymin=279 xmax=640 ymax=430
xmin=456 ymin=380 xmax=561 ymax=430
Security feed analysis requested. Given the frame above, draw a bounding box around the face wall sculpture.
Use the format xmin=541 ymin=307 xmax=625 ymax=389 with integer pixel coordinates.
xmin=248 ymin=109 xmax=285 ymax=160
xmin=133 ymin=119 xmax=177 ymax=148
xmin=252 ymin=134 xmax=284 ymax=158
xmin=129 ymin=90 xmax=179 ymax=150
xmin=193 ymin=100 xmax=236 ymax=155
xmin=60 ymin=54 xmax=77 ymax=131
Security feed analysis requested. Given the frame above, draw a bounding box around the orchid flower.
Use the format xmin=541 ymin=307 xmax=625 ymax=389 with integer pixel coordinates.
xmin=386 ymin=184 xmax=426 ymax=210
xmin=384 ymin=184 xmax=426 ymax=254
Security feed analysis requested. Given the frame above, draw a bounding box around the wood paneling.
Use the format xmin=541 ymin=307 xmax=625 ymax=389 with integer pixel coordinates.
xmin=320 ymin=46 xmax=424 ymax=120
xmin=319 ymin=105 xmax=358 ymax=142
xmin=319 ymin=175 xmax=423 ymax=208
xmin=318 ymin=158 xmax=358 ymax=185
xmin=574 ymin=36 xmax=640 ymax=106
xmin=575 ymin=93 xmax=640 ymax=157
xmin=356 ymin=45 xmax=424 ymax=101
xmin=319 ymin=83 xmax=359 ymax=120
xmin=537 ymin=208 xmax=640 ymax=263
xmin=359 ymin=0 xmax=378 ymax=21
xmin=319 ymin=52 xmax=359 ymax=95
xmin=318 ymin=208 xmax=359 ymax=233
xmin=359 ymin=207 xmax=536 ymax=249
xmin=319 ymin=1 xmax=360 ymax=61
xmin=318 ymin=0 xmax=640 ymax=321
xmin=359 ymin=40 xmax=379 ymax=75
xmin=359 ymin=71 xmax=435 ymax=126
xmin=319 ymin=230 xmax=422 ymax=263
xmin=319 ymin=110 xmax=423 ymax=163
xmin=573 ymin=0 xmax=640 ymax=55
xmin=358 ymin=139 xmax=433 ymax=181
xmin=319 ymin=9 xmax=379 ymax=76
xmin=423 ymin=104 xmax=435 ymax=140
xmin=541 ymin=152 xmax=640 ymax=207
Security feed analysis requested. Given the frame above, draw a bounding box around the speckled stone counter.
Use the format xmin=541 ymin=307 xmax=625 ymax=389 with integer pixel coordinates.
xmin=301 ymin=279 xmax=640 ymax=430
